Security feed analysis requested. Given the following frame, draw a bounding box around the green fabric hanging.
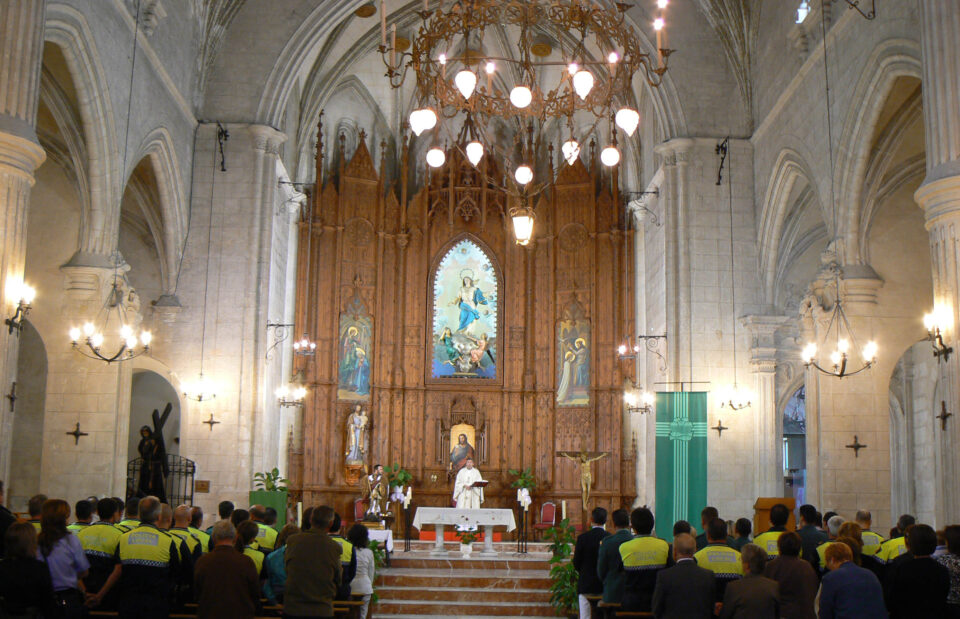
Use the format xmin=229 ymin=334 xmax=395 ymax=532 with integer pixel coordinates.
xmin=654 ymin=392 xmax=708 ymax=540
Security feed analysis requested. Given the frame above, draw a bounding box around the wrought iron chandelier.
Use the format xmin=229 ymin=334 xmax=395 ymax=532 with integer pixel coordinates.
xmin=68 ymin=256 xmax=152 ymax=364
xmin=379 ymin=0 xmax=672 ymax=243
xmin=800 ymin=0 xmax=877 ymax=379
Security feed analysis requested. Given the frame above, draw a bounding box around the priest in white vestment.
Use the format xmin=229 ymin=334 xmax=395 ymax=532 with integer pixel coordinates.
xmin=453 ymin=458 xmax=484 ymax=509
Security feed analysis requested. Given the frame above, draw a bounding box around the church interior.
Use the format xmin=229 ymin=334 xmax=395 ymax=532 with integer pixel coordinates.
xmin=1 ymin=0 xmax=960 ymax=613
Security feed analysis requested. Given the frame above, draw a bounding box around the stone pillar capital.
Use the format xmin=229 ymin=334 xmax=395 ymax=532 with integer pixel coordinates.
xmin=915 ymin=174 xmax=960 ymax=228
xmin=249 ymin=125 xmax=287 ymax=155
xmin=0 ymin=129 xmax=45 ymax=184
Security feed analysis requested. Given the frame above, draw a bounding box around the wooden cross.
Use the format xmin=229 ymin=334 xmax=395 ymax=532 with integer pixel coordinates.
xmin=202 ymin=414 xmax=220 ymax=431
xmin=5 ymin=382 xmax=15 ymax=413
xmin=711 ymin=419 xmax=729 ymax=437
xmin=845 ymin=435 xmax=867 ymax=458
xmin=66 ymin=422 xmax=88 ymax=445
xmin=937 ymin=401 xmax=952 ymax=431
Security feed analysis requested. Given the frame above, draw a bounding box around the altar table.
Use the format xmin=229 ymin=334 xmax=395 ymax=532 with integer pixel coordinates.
xmin=412 ymin=507 xmax=516 ymax=557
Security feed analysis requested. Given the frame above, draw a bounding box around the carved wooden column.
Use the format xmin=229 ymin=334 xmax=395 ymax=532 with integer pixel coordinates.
xmin=0 ymin=0 xmax=46 ymax=481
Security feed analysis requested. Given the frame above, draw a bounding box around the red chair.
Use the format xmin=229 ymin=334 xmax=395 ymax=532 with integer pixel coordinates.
xmin=354 ymin=498 xmax=366 ymax=523
xmin=532 ymin=502 xmax=556 ymax=540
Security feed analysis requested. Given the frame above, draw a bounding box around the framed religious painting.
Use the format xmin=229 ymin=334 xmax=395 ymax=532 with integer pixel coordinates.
xmin=427 ymin=235 xmax=502 ymax=384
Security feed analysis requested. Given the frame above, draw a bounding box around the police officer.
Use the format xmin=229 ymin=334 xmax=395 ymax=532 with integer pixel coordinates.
xmin=116 ymin=497 xmax=141 ymax=532
xmin=618 ymin=507 xmax=672 ymax=612
xmin=694 ymin=517 xmax=743 ymax=602
xmin=115 ymin=496 xmax=182 ymax=619
xmin=752 ymin=503 xmax=791 ymax=558
xmin=78 ymin=498 xmax=124 ymax=609
xmin=67 ymin=499 xmax=94 ymax=533
xmin=855 ymin=510 xmax=885 ymax=557
xmin=329 ymin=512 xmax=356 ymax=600
xmin=250 ymin=504 xmax=278 ymax=552
xmin=188 ymin=506 xmax=210 ymax=553
xmin=878 ymin=514 xmax=916 ymax=564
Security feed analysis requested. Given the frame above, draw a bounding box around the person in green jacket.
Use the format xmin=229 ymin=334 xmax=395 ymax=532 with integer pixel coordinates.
xmin=597 ymin=508 xmax=633 ymax=605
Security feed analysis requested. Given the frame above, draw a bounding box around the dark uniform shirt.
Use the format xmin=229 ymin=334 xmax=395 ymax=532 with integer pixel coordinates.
xmin=77 ymin=521 xmax=123 ymax=601
xmin=116 ymin=524 xmax=181 ymax=617
xmin=619 ymin=534 xmax=672 ymax=611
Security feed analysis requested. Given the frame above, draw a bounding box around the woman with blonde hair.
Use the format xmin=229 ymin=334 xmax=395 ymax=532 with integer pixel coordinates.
xmin=36 ymin=499 xmax=89 ymax=618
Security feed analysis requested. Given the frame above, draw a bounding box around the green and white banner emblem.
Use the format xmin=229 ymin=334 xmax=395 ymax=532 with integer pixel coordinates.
xmin=654 ymin=392 xmax=708 ymax=540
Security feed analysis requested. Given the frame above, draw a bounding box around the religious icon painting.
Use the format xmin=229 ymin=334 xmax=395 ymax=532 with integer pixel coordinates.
xmin=449 ymin=423 xmax=476 ymax=473
xmin=337 ymin=308 xmax=373 ymax=401
xmin=430 ymin=237 xmax=499 ymax=380
xmin=557 ymin=318 xmax=590 ymax=406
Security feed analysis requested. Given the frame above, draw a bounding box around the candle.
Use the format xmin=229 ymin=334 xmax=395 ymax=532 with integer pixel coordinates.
xmin=561 ymin=500 xmax=567 ymax=520
xmin=296 ymin=502 xmax=302 ymax=528
xmin=390 ymin=24 xmax=397 ymax=67
xmin=423 ymin=0 xmax=428 ymax=12
xmin=381 ymin=1 xmax=387 ymax=47
xmin=656 ymin=29 xmax=663 ymax=66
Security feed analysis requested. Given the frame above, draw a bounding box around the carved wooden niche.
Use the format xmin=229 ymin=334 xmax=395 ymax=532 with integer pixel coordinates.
xmin=437 ymin=396 xmax=487 ymax=475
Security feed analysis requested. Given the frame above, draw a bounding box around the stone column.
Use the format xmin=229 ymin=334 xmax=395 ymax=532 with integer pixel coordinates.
xmin=0 ymin=0 xmax=46 ymax=481
xmin=741 ymin=315 xmax=790 ymax=498
xmin=914 ymin=0 xmax=960 ymax=523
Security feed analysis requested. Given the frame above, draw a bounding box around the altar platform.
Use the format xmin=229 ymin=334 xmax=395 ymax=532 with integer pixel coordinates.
xmin=374 ymin=541 xmax=555 ymax=617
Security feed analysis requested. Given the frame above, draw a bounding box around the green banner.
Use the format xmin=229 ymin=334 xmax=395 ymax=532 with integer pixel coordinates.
xmin=654 ymin=392 xmax=708 ymax=540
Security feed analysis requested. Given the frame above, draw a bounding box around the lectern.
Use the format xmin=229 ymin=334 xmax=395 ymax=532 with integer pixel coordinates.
xmin=753 ymin=497 xmax=796 ymax=535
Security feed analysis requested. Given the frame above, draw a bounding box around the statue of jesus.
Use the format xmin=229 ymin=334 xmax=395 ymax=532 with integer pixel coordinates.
xmin=558 ymin=450 xmax=609 ymax=508
xmin=453 ymin=458 xmax=484 ymax=509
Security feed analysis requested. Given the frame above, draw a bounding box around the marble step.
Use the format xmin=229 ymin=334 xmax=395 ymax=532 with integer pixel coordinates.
xmin=389 ymin=556 xmax=551 ymax=570
xmin=374 ymin=599 xmax=556 ymax=617
xmin=377 ymin=585 xmax=551 ymax=603
xmin=378 ymin=567 xmax=552 ymax=589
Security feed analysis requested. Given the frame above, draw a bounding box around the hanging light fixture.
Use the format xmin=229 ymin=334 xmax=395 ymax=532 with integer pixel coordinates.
xmin=572 ymin=70 xmax=595 ymax=100
xmin=454 ymin=69 xmax=477 ymax=99
xmin=600 ymin=145 xmax=621 ymax=167
xmin=509 ymin=86 xmax=533 ymax=109
xmin=409 ymin=108 xmax=437 ymax=136
xmin=561 ymin=139 xmax=581 ymax=166
xmin=5 ymin=280 xmax=35 ymax=335
xmin=184 ymin=123 xmax=230 ymax=402
xmin=426 ymin=146 xmax=446 ymax=168
xmin=510 ymin=196 xmax=536 ymax=246
xmin=715 ymin=138 xmax=752 ymax=410
xmin=514 ymin=165 xmax=533 ymax=186
xmin=615 ymin=108 xmax=641 ymax=137
xmin=801 ymin=0 xmax=878 ymax=379
xmin=292 ymin=334 xmax=317 ymax=356
xmin=68 ymin=261 xmax=152 ymax=363
xmin=924 ymin=305 xmax=953 ymax=362
xmin=465 ymin=141 xmax=484 ymax=166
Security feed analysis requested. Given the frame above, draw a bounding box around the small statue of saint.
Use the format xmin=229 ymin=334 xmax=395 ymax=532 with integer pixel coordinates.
xmin=345 ymin=405 xmax=369 ymax=466
xmin=361 ymin=463 xmax=387 ymax=516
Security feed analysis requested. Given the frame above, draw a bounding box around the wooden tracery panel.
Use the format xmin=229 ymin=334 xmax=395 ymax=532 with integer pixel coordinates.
xmin=293 ymin=119 xmax=635 ymax=520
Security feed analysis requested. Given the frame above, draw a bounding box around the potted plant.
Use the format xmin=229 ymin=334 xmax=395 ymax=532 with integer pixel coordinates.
xmin=457 ymin=527 xmax=479 ymax=558
xmin=384 ymin=463 xmax=413 ymax=494
xmin=250 ymin=467 xmax=288 ymax=532
xmin=544 ymin=518 xmax=578 ymax=618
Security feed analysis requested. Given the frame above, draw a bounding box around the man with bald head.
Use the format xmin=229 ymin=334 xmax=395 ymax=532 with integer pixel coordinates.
xmin=167 ymin=504 xmax=201 ymax=608
xmin=652 ymin=532 xmax=716 ymax=618
xmin=170 ymin=505 xmax=203 ymax=563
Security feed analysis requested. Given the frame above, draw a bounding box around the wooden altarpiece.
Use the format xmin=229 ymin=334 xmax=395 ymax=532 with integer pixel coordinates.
xmin=289 ymin=120 xmax=637 ymax=523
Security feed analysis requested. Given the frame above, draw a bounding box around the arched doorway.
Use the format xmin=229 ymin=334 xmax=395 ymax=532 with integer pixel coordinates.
xmin=782 ymin=386 xmax=807 ymax=505
xmin=128 ymin=370 xmax=180 ymax=463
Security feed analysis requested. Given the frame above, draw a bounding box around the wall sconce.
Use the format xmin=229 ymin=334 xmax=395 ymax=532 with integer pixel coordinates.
xmin=5 ymin=282 xmax=35 ymax=335
xmin=277 ymin=384 xmax=307 ymax=407
xmin=924 ymin=306 xmax=953 ymax=363
xmin=624 ymin=389 xmax=655 ymax=414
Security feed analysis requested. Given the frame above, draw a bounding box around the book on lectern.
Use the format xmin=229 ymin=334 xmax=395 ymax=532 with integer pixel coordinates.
xmin=470 ymin=480 xmax=489 ymax=488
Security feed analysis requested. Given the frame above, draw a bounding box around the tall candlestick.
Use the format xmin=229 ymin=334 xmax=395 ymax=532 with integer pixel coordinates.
xmin=297 ymin=502 xmax=302 ymax=528
xmin=381 ymin=1 xmax=387 ymax=47
xmin=561 ymin=500 xmax=567 ymax=520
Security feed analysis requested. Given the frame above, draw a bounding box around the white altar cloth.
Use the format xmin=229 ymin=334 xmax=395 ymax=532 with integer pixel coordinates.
xmin=368 ymin=528 xmax=393 ymax=552
xmin=412 ymin=507 xmax=516 ymax=556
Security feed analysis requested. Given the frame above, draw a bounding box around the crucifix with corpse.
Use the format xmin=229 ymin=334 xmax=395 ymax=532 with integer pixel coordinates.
xmin=557 ymin=449 xmax=609 ymax=511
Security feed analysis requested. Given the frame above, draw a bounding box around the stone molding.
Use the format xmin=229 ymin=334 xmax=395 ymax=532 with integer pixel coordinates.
xmin=0 ymin=130 xmax=46 ymax=184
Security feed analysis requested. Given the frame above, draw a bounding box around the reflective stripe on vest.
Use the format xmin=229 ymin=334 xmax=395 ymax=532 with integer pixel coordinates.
xmin=694 ymin=544 xmax=743 ymax=578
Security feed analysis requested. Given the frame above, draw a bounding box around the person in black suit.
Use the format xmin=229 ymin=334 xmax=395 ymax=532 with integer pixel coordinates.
xmin=651 ymin=532 xmax=715 ymax=618
xmin=885 ymin=523 xmax=950 ymax=618
xmin=573 ymin=507 xmax=610 ymax=619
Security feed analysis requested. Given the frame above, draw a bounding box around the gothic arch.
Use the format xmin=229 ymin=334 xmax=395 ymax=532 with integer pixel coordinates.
xmin=44 ymin=3 xmax=121 ymax=257
xmin=758 ymin=146 xmax=823 ymax=304
xmin=129 ymin=127 xmax=187 ymax=296
xmin=834 ymin=38 xmax=922 ymax=265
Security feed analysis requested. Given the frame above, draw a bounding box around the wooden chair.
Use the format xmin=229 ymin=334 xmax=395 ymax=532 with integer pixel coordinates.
xmin=532 ymin=501 xmax=556 ymax=539
xmin=354 ymin=498 xmax=366 ymax=523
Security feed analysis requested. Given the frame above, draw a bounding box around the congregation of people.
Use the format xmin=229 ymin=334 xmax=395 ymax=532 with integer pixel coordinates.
xmin=574 ymin=502 xmax=960 ymax=619
xmin=0 ymin=481 xmax=376 ymax=619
